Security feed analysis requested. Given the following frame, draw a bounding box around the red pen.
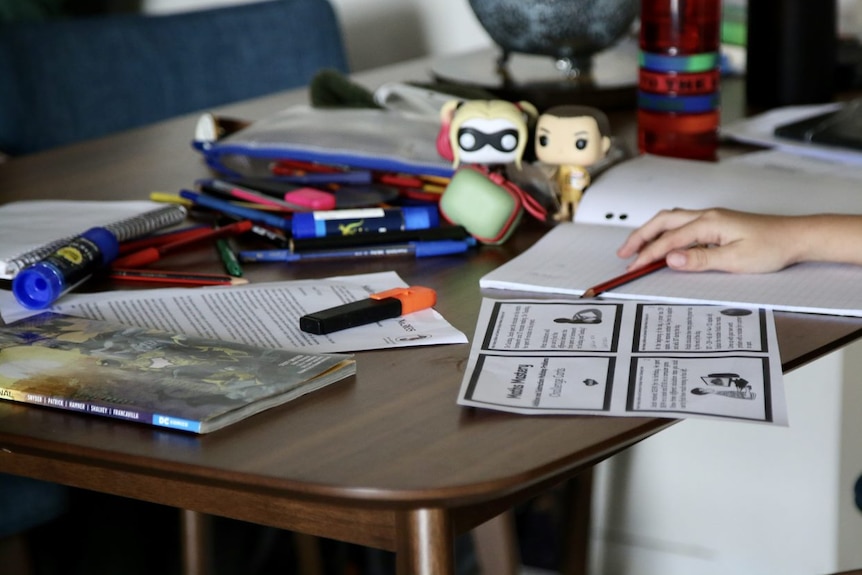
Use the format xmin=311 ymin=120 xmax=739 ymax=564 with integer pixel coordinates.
xmin=117 ymin=225 xmax=210 ymax=254
xmin=111 ymin=220 xmax=253 ymax=268
xmin=299 ymin=286 xmax=437 ymax=334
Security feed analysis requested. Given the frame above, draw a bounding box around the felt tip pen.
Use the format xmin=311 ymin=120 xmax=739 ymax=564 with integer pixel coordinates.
xmin=179 ymin=189 xmax=292 ymax=231
xmin=239 ymin=238 xmax=475 ymax=263
xmin=299 ymin=286 xmax=437 ymax=334
xmin=216 ymin=238 xmax=243 ymax=277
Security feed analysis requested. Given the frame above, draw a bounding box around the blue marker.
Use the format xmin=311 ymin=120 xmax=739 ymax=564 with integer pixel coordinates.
xmin=239 ymin=239 xmax=476 ymax=263
xmin=291 ymin=206 xmax=439 ymax=239
xmin=179 ymin=189 xmax=292 ymax=231
xmin=12 ymin=204 xmax=187 ymax=309
xmin=13 ymin=227 xmax=119 ymax=310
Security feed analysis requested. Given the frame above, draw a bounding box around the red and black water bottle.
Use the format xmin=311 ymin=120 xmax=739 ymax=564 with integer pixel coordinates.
xmin=638 ymin=0 xmax=722 ymax=161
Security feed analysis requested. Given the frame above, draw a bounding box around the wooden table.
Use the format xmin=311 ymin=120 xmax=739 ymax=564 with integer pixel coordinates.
xmin=2 ymin=56 xmax=862 ymax=575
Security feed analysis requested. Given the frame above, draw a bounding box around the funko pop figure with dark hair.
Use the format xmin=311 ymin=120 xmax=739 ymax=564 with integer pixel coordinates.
xmin=535 ymin=105 xmax=611 ymax=221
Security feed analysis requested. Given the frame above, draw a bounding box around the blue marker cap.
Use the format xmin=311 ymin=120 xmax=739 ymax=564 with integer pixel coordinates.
xmin=13 ymin=262 xmax=66 ymax=310
xmin=13 ymin=227 xmax=119 ymax=310
xmin=403 ymin=206 xmax=439 ymax=230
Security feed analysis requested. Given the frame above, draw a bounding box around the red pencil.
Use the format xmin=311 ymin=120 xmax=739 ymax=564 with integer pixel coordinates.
xmin=117 ymin=225 xmax=210 ymax=254
xmin=111 ymin=219 xmax=253 ymax=268
xmin=109 ymin=268 xmax=249 ymax=286
xmin=580 ymin=258 xmax=668 ymax=299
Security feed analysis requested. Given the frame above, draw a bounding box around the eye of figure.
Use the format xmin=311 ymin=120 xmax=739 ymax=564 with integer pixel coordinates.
xmin=500 ymin=133 xmax=518 ymax=151
xmin=575 ymin=138 xmax=588 ymax=150
xmin=459 ymin=131 xmax=478 ymax=151
xmin=538 ymin=135 xmax=549 ymax=146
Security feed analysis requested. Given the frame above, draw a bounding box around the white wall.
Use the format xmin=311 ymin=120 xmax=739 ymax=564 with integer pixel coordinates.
xmin=590 ymin=340 xmax=862 ymax=575
xmin=141 ymin=0 xmax=493 ymax=71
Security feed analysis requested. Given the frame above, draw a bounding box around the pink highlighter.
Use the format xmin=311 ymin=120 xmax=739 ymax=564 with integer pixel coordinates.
xmin=199 ymin=179 xmax=336 ymax=212
xmin=283 ymin=188 xmax=337 ymax=211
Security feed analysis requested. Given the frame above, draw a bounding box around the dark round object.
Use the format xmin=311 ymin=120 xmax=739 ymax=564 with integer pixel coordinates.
xmin=468 ymin=0 xmax=639 ymax=73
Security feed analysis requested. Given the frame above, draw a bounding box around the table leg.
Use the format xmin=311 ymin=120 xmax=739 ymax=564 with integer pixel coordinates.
xmin=561 ymin=467 xmax=594 ymax=575
xmin=472 ymin=510 xmax=520 ymax=575
xmin=180 ymin=509 xmax=212 ymax=575
xmin=395 ymin=508 xmax=454 ymax=575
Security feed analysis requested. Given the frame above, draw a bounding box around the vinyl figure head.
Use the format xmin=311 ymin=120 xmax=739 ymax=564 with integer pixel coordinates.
xmin=535 ymin=105 xmax=611 ymax=168
xmin=440 ymin=99 xmax=538 ymax=168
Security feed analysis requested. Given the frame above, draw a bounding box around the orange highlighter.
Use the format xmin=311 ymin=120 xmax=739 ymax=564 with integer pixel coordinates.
xmin=299 ymin=286 xmax=437 ymax=335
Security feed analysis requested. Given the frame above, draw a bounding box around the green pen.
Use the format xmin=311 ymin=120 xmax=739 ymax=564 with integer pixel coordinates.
xmin=216 ymin=238 xmax=243 ymax=277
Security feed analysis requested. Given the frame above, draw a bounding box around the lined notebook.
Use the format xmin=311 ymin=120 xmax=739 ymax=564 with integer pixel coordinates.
xmin=481 ymin=154 xmax=862 ymax=316
xmin=0 ymin=201 xmax=187 ymax=280
xmin=480 ymin=223 xmax=862 ymax=316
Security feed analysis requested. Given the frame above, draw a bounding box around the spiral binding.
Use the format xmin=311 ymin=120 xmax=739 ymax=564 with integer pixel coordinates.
xmin=103 ymin=204 xmax=188 ymax=242
xmin=5 ymin=204 xmax=187 ymax=276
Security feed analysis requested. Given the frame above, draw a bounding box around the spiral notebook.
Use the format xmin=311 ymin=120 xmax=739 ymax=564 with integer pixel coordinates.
xmin=0 ymin=200 xmax=187 ymax=280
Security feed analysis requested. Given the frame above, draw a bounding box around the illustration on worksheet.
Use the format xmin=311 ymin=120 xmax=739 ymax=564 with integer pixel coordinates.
xmin=695 ymin=372 xmax=756 ymax=399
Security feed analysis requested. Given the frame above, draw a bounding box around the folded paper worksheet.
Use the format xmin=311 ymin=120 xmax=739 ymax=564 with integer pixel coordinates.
xmin=458 ymin=298 xmax=787 ymax=425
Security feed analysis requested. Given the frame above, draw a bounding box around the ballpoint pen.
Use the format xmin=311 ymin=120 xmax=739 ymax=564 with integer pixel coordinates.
xmin=239 ymin=238 xmax=476 ymax=263
xmin=178 ymin=189 xmax=292 ymax=231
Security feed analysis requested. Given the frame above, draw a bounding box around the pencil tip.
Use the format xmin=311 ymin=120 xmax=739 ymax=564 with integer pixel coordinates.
xmin=580 ymin=289 xmax=595 ymax=299
xmin=231 ymin=278 xmax=250 ymax=285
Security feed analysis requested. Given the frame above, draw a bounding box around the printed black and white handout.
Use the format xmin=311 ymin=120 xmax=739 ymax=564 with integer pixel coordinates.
xmin=457 ymin=299 xmax=787 ymax=425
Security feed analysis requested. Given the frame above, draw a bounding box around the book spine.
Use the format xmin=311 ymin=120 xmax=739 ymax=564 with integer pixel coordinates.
xmin=0 ymin=388 xmax=202 ymax=433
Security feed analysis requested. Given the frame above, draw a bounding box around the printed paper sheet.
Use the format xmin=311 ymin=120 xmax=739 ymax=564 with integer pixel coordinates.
xmin=457 ymin=298 xmax=787 ymax=425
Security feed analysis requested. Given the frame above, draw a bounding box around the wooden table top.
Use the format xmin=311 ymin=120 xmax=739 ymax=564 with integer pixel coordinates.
xmin=1 ymin=57 xmax=861 ymax=527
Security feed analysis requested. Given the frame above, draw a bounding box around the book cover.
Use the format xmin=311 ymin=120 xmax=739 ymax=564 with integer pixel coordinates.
xmin=0 ymin=313 xmax=355 ymax=433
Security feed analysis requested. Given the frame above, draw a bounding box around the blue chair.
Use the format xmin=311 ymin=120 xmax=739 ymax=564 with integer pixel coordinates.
xmin=0 ymin=0 xmax=348 ymax=156
xmin=0 ymin=1 xmax=346 ymax=571
xmin=0 ymin=473 xmax=69 ymax=574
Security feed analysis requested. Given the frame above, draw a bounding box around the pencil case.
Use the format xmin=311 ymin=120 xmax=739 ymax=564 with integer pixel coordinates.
xmin=438 ymin=166 xmax=548 ymax=245
xmin=193 ymin=105 xmax=456 ymax=179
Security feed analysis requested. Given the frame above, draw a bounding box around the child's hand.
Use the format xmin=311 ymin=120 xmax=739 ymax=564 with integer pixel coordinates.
xmin=616 ymin=208 xmax=807 ymax=273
